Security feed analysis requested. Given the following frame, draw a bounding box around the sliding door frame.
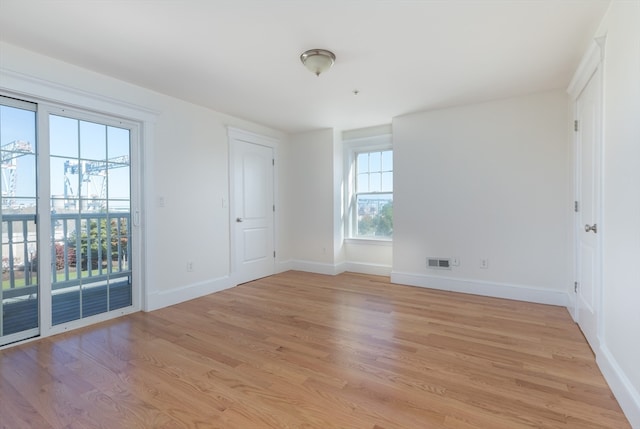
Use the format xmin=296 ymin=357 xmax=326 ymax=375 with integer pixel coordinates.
xmin=0 ymin=86 xmax=146 ymax=347
xmin=37 ymin=102 xmax=143 ymax=337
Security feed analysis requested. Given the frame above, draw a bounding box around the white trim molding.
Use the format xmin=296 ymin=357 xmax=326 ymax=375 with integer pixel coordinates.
xmin=145 ymin=276 xmax=234 ymax=311
xmin=598 ymin=345 xmax=640 ymax=429
xmin=345 ymin=262 xmax=392 ymax=276
xmin=290 ymin=260 xmax=347 ymax=276
xmin=286 ymin=260 xmax=391 ymax=277
xmin=391 ymin=271 xmax=569 ymax=307
xmin=567 ymin=36 xmax=606 ymax=99
xmin=227 ymin=126 xmax=280 ymax=148
xmin=0 ymin=67 xmax=160 ymax=122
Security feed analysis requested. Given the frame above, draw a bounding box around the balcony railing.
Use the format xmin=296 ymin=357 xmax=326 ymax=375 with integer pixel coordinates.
xmin=2 ymin=212 xmax=132 ymax=300
xmin=1 ymin=213 xmax=37 ymax=300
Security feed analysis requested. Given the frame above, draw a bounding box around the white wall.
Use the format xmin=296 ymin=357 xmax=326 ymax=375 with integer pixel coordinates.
xmin=0 ymin=42 xmax=288 ymax=311
xmin=332 ymin=128 xmax=346 ymax=267
xmin=392 ymin=90 xmax=571 ymax=305
xmin=593 ymin=1 xmax=640 ymax=426
xmin=344 ymin=240 xmax=393 ymax=275
xmin=288 ymin=129 xmax=337 ymax=272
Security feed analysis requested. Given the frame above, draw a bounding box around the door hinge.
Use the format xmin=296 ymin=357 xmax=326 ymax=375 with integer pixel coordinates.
xmin=273 ymin=204 xmax=275 ymax=212
xmin=574 ymin=281 xmax=578 ymax=293
xmin=574 ymin=120 xmax=579 ymax=132
xmin=272 ymin=158 xmax=275 ymax=166
xmin=574 ymin=201 xmax=579 ymax=212
xmin=273 ymin=251 xmax=276 ymax=258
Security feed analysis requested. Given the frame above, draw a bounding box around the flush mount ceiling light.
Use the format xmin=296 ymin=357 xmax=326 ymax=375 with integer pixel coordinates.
xmin=300 ymin=49 xmax=336 ymax=76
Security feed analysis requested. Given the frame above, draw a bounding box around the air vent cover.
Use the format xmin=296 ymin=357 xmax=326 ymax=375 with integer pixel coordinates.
xmin=427 ymin=258 xmax=451 ymax=270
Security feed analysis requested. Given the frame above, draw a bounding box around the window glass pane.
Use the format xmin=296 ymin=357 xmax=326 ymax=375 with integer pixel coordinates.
xmin=107 ymin=165 xmax=130 ymax=200
xmin=80 ymin=121 xmax=106 ymax=160
xmin=382 ymin=150 xmax=393 ymax=171
xmin=1 ymin=105 xmax=37 ymax=205
xmin=357 ymin=173 xmax=369 ymax=193
xmin=107 ymin=126 xmax=130 ymax=158
xmin=370 ymin=173 xmax=381 ymax=192
xmin=7 ymin=153 xmax=36 ymax=199
xmin=356 ymin=193 xmax=393 ymax=238
xmin=81 ymin=198 xmax=106 ymax=212
xmin=52 ymin=156 xmax=81 ymax=213
xmin=369 ymin=151 xmax=381 ymax=172
xmin=357 ymin=153 xmax=369 ymax=173
xmin=382 ymin=172 xmax=393 ymax=192
xmin=50 ymin=115 xmax=78 ymax=158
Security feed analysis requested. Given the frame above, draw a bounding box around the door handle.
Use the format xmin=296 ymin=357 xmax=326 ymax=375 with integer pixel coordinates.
xmin=585 ymin=223 xmax=597 ymax=233
xmin=236 ymin=217 xmax=244 ymax=223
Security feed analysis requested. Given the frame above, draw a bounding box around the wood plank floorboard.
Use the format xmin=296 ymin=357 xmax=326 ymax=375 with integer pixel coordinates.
xmin=0 ymin=271 xmax=631 ymax=428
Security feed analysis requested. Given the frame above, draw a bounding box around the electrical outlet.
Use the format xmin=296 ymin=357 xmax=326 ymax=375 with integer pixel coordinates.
xmin=480 ymin=258 xmax=489 ymax=269
xmin=187 ymin=261 xmax=193 ymax=272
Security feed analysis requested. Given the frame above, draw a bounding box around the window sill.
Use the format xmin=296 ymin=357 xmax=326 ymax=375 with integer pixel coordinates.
xmin=344 ymin=238 xmax=393 ymax=246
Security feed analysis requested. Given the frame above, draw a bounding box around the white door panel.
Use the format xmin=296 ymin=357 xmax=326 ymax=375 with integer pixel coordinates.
xmin=231 ymin=137 xmax=274 ymax=284
xmin=243 ymin=227 xmax=269 ymax=262
xmin=575 ymin=65 xmax=602 ymax=351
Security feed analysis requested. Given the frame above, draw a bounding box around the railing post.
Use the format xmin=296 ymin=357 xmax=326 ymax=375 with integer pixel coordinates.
xmin=7 ymin=220 xmax=15 ymax=289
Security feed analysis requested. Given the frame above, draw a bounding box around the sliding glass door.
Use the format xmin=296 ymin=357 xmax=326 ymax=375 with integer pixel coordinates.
xmin=49 ymin=114 xmax=132 ymax=325
xmin=1 ymin=94 xmax=138 ymax=346
xmin=1 ymin=96 xmax=39 ymax=345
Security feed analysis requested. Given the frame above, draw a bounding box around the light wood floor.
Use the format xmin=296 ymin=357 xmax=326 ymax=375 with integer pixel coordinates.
xmin=0 ymin=271 xmax=630 ymax=428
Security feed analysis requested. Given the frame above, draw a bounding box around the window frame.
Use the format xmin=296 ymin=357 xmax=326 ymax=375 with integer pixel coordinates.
xmin=344 ymin=133 xmax=393 ymax=241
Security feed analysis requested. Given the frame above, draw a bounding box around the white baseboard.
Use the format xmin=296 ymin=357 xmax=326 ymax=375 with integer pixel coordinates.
xmin=597 ymin=345 xmax=640 ymax=428
xmin=290 ymin=260 xmax=346 ymax=275
xmin=345 ymin=262 xmax=392 ymax=276
xmin=566 ymin=291 xmax=578 ymax=322
xmin=276 ymin=259 xmax=293 ymax=273
xmin=145 ymin=275 xmax=234 ymax=311
xmin=390 ymin=271 xmax=569 ymax=307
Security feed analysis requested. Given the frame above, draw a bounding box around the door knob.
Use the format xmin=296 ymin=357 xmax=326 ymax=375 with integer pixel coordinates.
xmin=236 ymin=217 xmax=244 ymax=223
xmin=585 ymin=223 xmax=597 ymax=233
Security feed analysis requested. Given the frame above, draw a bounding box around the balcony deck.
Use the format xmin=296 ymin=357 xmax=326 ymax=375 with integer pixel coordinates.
xmin=2 ymin=281 xmax=132 ymax=336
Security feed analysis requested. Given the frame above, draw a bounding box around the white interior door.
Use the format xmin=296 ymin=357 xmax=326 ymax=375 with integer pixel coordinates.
xmin=575 ymin=66 xmax=602 ymax=350
xmin=231 ymin=138 xmax=275 ymax=284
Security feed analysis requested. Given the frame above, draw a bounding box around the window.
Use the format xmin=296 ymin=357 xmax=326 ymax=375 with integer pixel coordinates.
xmin=345 ymin=134 xmax=393 ymax=239
xmin=355 ymin=149 xmax=393 ymax=238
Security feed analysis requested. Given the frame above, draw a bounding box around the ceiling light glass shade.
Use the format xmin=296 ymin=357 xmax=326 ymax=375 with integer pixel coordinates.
xmin=300 ymin=49 xmax=336 ymax=76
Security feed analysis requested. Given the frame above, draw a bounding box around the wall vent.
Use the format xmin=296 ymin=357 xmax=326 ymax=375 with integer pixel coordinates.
xmin=427 ymin=258 xmax=451 ymax=270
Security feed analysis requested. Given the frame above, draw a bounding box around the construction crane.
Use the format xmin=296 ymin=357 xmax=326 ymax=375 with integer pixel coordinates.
xmin=1 ymin=139 xmax=129 ymax=210
xmin=1 ymin=140 xmax=34 ymax=208
xmin=63 ymin=155 xmax=129 ymax=210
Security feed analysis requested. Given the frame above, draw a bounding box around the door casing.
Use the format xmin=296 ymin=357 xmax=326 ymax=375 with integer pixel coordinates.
xmin=568 ymin=38 xmax=605 ymax=351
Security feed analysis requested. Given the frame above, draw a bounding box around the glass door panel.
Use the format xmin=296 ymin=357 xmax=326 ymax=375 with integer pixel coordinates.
xmin=1 ymin=96 xmax=39 ymax=345
xmin=49 ymin=114 xmax=131 ymax=326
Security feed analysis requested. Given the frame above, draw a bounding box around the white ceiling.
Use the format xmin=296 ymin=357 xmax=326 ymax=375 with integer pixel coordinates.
xmin=0 ymin=0 xmax=610 ymax=134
